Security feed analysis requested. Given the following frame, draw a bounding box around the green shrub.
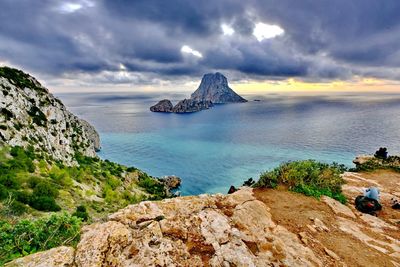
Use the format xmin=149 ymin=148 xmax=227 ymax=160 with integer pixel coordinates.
xmin=0 ymin=185 xmax=8 ymax=200
xmin=0 ymin=175 xmax=21 ymax=189
xmin=9 ymin=201 xmax=28 ymax=216
xmin=14 ymin=190 xmax=32 ymax=204
xmin=254 ymin=160 xmax=346 ymax=203
xmin=137 ymin=173 xmax=166 ymax=199
xmin=27 ymin=106 xmax=47 ymax=127
xmin=0 ymin=212 xmax=81 ymax=265
xmin=30 ymin=196 xmax=61 ymax=212
xmin=33 ymin=182 xmax=59 ymax=198
xmin=72 ymin=205 xmax=89 ymax=221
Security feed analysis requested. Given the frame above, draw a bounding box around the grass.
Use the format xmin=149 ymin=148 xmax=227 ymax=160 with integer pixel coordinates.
xmin=254 ymin=160 xmax=347 ymax=203
xmin=0 ymin=213 xmax=81 ymax=265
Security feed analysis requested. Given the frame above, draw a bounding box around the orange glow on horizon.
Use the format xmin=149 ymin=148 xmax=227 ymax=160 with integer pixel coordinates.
xmin=232 ymin=77 xmax=400 ymax=94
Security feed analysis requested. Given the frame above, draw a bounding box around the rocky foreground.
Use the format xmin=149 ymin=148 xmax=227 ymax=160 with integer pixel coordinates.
xmin=7 ymin=171 xmax=400 ymax=267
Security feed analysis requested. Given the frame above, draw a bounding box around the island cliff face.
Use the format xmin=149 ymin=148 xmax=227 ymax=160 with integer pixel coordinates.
xmin=150 ymin=72 xmax=246 ymax=113
xmin=191 ymin=72 xmax=247 ymax=104
xmin=0 ymin=67 xmax=100 ymax=164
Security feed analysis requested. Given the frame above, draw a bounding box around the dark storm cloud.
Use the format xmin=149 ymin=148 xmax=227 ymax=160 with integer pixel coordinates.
xmin=1 ymin=0 xmax=400 ymax=84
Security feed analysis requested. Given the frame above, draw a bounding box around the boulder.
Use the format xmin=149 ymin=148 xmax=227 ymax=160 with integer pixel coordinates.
xmin=5 ymin=246 xmax=75 ymax=267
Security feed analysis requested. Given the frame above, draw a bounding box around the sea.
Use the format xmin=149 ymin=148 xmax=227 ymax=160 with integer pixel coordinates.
xmin=56 ymin=91 xmax=400 ymax=195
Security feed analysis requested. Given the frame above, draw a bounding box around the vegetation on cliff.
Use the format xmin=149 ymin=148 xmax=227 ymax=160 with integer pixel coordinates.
xmin=0 ymin=145 xmax=168 ymax=221
xmin=254 ymin=160 xmax=347 ymax=203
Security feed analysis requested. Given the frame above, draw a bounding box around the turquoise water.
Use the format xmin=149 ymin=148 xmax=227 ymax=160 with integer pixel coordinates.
xmin=58 ymin=92 xmax=400 ymax=195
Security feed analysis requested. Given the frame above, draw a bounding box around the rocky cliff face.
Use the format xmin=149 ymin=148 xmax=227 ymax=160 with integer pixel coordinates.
xmin=0 ymin=67 xmax=100 ymax=164
xmin=191 ymin=72 xmax=247 ymax=104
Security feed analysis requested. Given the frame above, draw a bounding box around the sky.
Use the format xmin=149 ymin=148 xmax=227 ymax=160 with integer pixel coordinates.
xmin=1 ymin=0 xmax=400 ymax=93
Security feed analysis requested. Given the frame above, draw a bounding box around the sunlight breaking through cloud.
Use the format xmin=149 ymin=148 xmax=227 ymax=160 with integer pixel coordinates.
xmin=221 ymin=24 xmax=234 ymax=35
xmin=253 ymin=23 xmax=284 ymax=41
xmin=180 ymin=45 xmax=203 ymax=58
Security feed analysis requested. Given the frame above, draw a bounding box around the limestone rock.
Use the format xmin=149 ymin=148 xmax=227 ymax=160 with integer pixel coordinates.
xmin=150 ymin=99 xmax=173 ymax=112
xmin=353 ymin=155 xmax=375 ymax=165
xmin=191 ymin=72 xmax=247 ymax=104
xmin=79 ymin=118 xmax=101 ymax=151
xmin=17 ymin=188 xmax=321 ymax=266
xmin=0 ymin=66 xmax=99 ymax=164
xmin=5 ymin=246 xmax=75 ymax=267
xmin=322 ymin=196 xmax=356 ymax=219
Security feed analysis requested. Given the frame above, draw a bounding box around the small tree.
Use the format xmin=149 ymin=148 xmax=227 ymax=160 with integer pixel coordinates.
xmin=374 ymin=147 xmax=388 ymax=160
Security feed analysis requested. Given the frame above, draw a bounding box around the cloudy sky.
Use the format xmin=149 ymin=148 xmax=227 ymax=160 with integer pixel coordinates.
xmin=1 ymin=0 xmax=400 ymax=92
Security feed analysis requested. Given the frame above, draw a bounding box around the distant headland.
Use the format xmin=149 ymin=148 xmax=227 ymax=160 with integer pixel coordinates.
xmin=150 ymin=72 xmax=247 ymax=113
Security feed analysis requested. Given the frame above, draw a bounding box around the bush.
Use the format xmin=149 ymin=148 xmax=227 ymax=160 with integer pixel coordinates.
xmin=0 ymin=212 xmax=81 ymax=265
xmin=30 ymin=196 xmax=61 ymax=212
xmin=137 ymin=173 xmax=166 ymax=199
xmin=0 ymin=175 xmax=20 ymax=189
xmin=33 ymin=182 xmax=58 ymax=198
xmin=0 ymin=185 xmax=8 ymax=200
xmin=254 ymin=160 xmax=346 ymax=203
xmin=14 ymin=190 xmax=32 ymax=204
xmin=8 ymin=201 xmax=28 ymax=216
xmin=72 ymin=205 xmax=89 ymax=221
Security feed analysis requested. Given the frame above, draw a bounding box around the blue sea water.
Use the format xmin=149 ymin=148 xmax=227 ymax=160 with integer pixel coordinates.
xmin=57 ymin=91 xmax=400 ymax=195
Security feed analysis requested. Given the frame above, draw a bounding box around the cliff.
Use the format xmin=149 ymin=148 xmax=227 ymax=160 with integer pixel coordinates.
xmin=0 ymin=67 xmax=99 ymax=164
xmin=191 ymin=72 xmax=247 ymax=104
xmin=8 ymin=173 xmax=400 ymax=266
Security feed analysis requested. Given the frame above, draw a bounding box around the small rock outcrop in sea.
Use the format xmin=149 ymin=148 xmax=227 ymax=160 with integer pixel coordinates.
xmin=0 ymin=66 xmax=100 ymax=164
xmin=172 ymin=99 xmax=213 ymax=113
xmin=150 ymin=99 xmax=174 ymax=112
xmin=150 ymin=72 xmax=246 ymax=113
xmin=191 ymin=72 xmax=247 ymax=104
xmin=159 ymin=175 xmax=181 ymax=189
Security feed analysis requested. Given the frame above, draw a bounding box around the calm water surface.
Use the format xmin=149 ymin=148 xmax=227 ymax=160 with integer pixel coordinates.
xmin=57 ymin=91 xmax=400 ymax=195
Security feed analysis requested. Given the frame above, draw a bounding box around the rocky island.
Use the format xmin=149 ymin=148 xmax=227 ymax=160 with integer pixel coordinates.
xmin=150 ymin=72 xmax=247 ymax=113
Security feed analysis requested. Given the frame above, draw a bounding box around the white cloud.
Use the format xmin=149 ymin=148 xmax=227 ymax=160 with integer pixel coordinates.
xmin=58 ymin=1 xmax=94 ymax=13
xmin=221 ymin=24 xmax=234 ymax=35
xmin=181 ymin=45 xmax=203 ymax=58
xmin=253 ymin=23 xmax=284 ymax=41
xmin=119 ymin=63 xmax=127 ymax=70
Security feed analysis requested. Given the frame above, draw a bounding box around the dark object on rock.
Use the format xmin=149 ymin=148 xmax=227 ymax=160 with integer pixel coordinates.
xmin=243 ymin=178 xmax=255 ymax=187
xmin=355 ymin=195 xmax=382 ymax=215
xmin=392 ymin=198 xmax=400 ymax=210
xmin=150 ymin=99 xmax=173 ymax=112
xmin=172 ymin=99 xmax=213 ymax=113
xmin=374 ymin=147 xmax=388 ymax=159
xmin=191 ymin=72 xmax=247 ymax=104
xmin=228 ymin=185 xmax=237 ymax=194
